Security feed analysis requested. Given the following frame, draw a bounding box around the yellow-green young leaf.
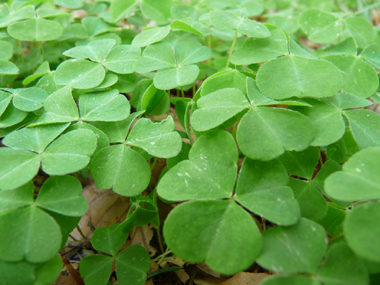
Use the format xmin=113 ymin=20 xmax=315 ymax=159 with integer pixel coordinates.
xmin=81 ymin=16 xmax=115 ymax=37
xmin=109 ymin=0 xmax=137 ymax=21
xmin=91 ymin=144 xmax=151 ymax=196
xmin=12 ymin=87 xmax=49 ymax=112
xmin=191 ymin=88 xmax=250 ymax=131
xmin=325 ymin=147 xmax=380 ymax=201
xmin=22 ymin=61 xmax=50 ymax=86
xmin=0 ymin=104 xmax=27 ymax=128
xmin=344 ymin=201 xmax=380 ymax=262
xmin=79 ymin=89 xmax=130 ymax=122
xmin=256 ymin=56 xmax=342 ymax=99
xmin=3 ymin=123 xmax=69 ymax=153
xmin=0 ymin=148 xmax=40 ymax=190
xmin=157 ymin=131 xmax=237 ymax=201
xmin=343 ymin=110 xmax=380 ymax=149
xmin=0 ymin=206 xmax=61 ymax=263
xmin=141 ymin=0 xmax=173 ymax=25
xmin=200 ymin=69 xmax=247 ymax=97
xmin=291 ymin=99 xmax=345 ymax=146
xmin=231 ymin=25 xmax=288 ymax=65
xmin=126 ymin=116 xmax=182 ymax=158
xmin=318 ymin=242 xmax=369 ymax=284
xmin=0 ymin=41 xmax=13 ymax=61
xmin=256 ymin=218 xmax=327 ymax=273
xmin=323 ymin=55 xmax=378 ymax=98
xmin=360 ymin=44 xmax=380 ymax=69
xmin=345 ymin=17 xmax=374 ymax=49
xmin=154 ymin=65 xmax=199 ymax=90
xmin=91 ymin=225 xmax=129 ymax=256
xmin=261 ymin=275 xmax=322 ymax=285
xmin=140 ymin=84 xmax=170 ymax=116
xmin=116 ymin=245 xmax=151 ymax=285
xmin=0 ymin=182 xmax=34 ymax=214
xmin=0 ymin=60 xmax=19 ymax=75
xmin=132 ymin=26 xmax=171 ymax=47
xmin=63 ymin=39 xmax=116 ymax=62
xmin=163 ymin=200 xmax=262 ymax=275
xmin=41 ymin=129 xmax=97 ymax=175
xmin=55 ymin=59 xmax=105 ymax=89
xmin=103 ymin=45 xmax=141 ymax=74
xmin=235 ymin=159 xmax=300 ymax=226
xmin=35 ymin=176 xmax=88 ymax=217
xmin=170 ymin=20 xmax=203 ymax=36
xmin=299 ymin=9 xmax=343 ymax=43
xmin=237 ymin=107 xmax=314 ymax=161
xmin=7 ymin=18 xmax=63 ymax=41
xmin=80 ymin=255 xmax=114 ymax=285
xmin=288 ymin=178 xmax=328 ymax=222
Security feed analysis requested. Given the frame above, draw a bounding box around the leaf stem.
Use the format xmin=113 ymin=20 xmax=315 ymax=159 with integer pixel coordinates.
xmin=329 ymin=231 xmax=345 ymax=242
xmin=40 ymin=42 xmax=46 ymax=61
xmin=346 ymin=1 xmax=380 ymax=16
xmin=76 ymin=225 xmax=86 ymax=240
xmin=181 ymin=86 xmax=185 ymax=97
xmin=226 ymin=31 xmax=238 ymax=68
xmin=154 ymin=225 xmax=165 ymax=253
xmin=18 ymin=40 xmax=24 ymax=63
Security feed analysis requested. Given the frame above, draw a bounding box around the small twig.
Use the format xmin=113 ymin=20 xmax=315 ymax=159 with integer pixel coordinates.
xmin=76 ymin=225 xmax=87 ymax=240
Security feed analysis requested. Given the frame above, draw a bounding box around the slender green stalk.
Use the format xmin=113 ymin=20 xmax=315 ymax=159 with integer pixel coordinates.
xmin=181 ymin=86 xmax=185 ymax=97
xmin=76 ymin=225 xmax=86 ymax=240
xmin=208 ymin=35 xmax=212 ymax=66
xmin=40 ymin=42 xmax=46 ymax=61
xmin=18 ymin=40 xmax=24 ymax=63
xmin=226 ymin=31 xmax=238 ymax=67
xmin=346 ymin=1 xmax=380 ymax=16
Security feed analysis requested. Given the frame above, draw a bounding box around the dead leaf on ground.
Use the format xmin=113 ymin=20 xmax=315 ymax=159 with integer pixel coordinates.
xmin=194 ymin=276 xmax=229 ymax=285
xmin=130 ymin=225 xmax=157 ymax=257
xmin=220 ymin=272 xmax=270 ymax=285
xmin=71 ymin=181 xmax=130 ymax=239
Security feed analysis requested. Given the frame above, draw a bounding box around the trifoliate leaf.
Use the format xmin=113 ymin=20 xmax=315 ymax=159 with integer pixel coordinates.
xmin=79 ymin=89 xmax=130 ymax=122
xmin=0 ymin=206 xmax=61 ymax=263
xmin=163 ymin=200 xmax=262 ymax=275
xmin=132 ymin=26 xmax=171 ymax=47
xmin=91 ymin=225 xmax=128 ymax=256
xmin=80 ymin=255 xmax=114 ymax=285
xmin=41 ymin=129 xmax=97 ymax=175
xmin=91 ymin=144 xmax=151 ymax=196
xmin=325 ymin=147 xmax=380 ymax=201
xmin=55 ymin=59 xmax=105 ymax=89
xmin=157 ymin=130 xmax=237 ymax=201
xmin=323 ymin=55 xmax=378 ymax=98
xmin=7 ymin=18 xmax=63 ymax=41
xmin=63 ymin=39 xmax=116 ymax=62
xmin=345 ymin=16 xmax=374 ymax=49
xmin=2 ymin=123 xmax=69 ymax=153
xmin=103 ymin=45 xmax=141 ymax=74
xmin=344 ymin=201 xmax=380 ymax=262
xmin=256 ymin=218 xmax=327 ymax=273
xmin=237 ymin=107 xmax=314 ymax=160
xmin=0 ymin=182 xmax=34 ymax=214
xmin=256 ymin=56 xmax=342 ymax=99
xmin=236 ymin=159 xmax=300 ymax=225
xmin=191 ymin=88 xmax=249 ymax=131
xmin=12 ymin=87 xmax=49 ymax=112
xmin=35 ymin=175 xmax=88 ymax=216
xmin=126 ymin=116 xmax=182 ymax=158
xmin=0 ymin=148 xmax=40 ymax=190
